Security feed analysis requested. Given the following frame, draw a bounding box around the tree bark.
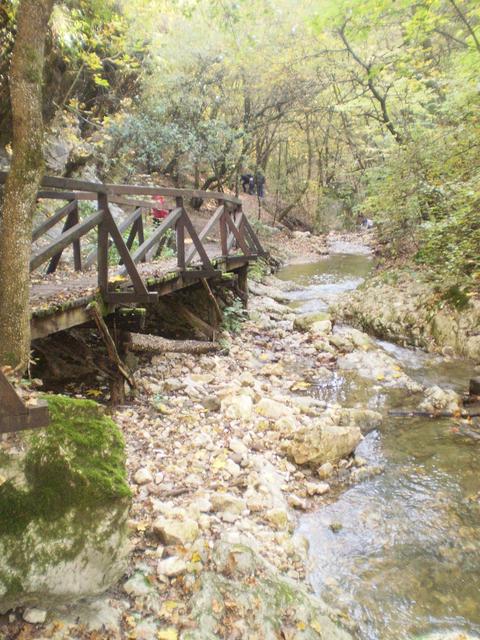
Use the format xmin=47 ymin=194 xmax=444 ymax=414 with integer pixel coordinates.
xmin=125 ymin=333 xmax=220 ymax=355
xmin=0 ymin=0 xmax=54 ymax=371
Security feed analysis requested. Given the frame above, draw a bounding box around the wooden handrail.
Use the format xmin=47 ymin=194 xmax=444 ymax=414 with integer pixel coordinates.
xmin=1 ymin=171 xmax=266 ymax=308
xmin=32 ymin=200 xmax=77 ymax=242
xmin=30 ymin=210 xmax=104 ymax=272
xmin=120 ymin=207 xmax=183 ymax=272
xmin=84 ymin=206 xmax=144 ymax=269
xmin=0 ymin=171 xmax=241 ymax=205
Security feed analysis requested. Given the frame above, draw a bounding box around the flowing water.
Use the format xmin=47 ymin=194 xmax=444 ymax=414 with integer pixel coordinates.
xmin=277 ymin=248 xmax=480 ymax=640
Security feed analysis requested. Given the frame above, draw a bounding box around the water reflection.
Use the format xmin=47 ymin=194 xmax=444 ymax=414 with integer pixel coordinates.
xmin=278 ymin=254 xmax=480 ymax=640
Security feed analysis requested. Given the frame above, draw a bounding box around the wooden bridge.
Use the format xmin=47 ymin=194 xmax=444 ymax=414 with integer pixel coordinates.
xmin=0 ymin=171 xmax=266 ymax=432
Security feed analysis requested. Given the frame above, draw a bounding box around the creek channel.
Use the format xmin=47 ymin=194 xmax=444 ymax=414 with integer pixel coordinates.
xmin=277 ymin=244 xmax=480 ymax=640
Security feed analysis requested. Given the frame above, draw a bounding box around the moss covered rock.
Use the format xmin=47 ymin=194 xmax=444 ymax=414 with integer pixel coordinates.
xmin=0 ymin=395 xmax=131 ymax=613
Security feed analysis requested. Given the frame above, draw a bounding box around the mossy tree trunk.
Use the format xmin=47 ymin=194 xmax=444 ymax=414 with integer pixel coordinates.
xmin=0 ymin=0 xmax=54 ymax=371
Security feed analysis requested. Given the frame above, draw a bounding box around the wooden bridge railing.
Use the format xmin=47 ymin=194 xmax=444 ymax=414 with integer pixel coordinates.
xmin=0 ymin=172 xmax=265 ymax=306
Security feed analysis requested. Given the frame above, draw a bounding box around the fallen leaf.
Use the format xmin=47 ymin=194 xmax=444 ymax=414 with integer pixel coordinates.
xmin=157 ymin=628 xmax=178 ymax=640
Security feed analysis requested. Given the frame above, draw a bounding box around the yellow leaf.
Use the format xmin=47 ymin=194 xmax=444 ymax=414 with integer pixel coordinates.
xmin=156 ymin=403 xmax=173 ymax=415
xmin=212 ymin=455 xmax=226 ymax=470
xmin=376 ymin=374 xmax=385 ymax=381
xmin=124 ymin=615 xmax=136 ymax=628
xmin=297 ymin=621 xmax=306 ymax=630
xmin=157 ymin=629 xmax=178 ymax=640
xmin=311 ymin=619 xmax=323 ymax=633
xmin=86 ymin=389 xmax=103 ymax=397
xmin=291 ymin=381 xmax=311 ymax=391
xmin=160 ymin=600 xmax=179 ymax=616
xmin=110 ymin=274 xmax=127 ymax=283
xmin=191 ymin=551 xmax=201 ymax=563
xmin=258 ymin=353 xmax=270 ymax=361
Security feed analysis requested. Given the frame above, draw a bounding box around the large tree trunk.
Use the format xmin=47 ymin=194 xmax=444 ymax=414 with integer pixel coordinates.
xmin=0 ymin=0 xmax=54 ymax=371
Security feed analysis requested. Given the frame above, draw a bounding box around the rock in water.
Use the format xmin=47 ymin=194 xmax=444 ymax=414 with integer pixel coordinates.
xmin=0 ymin=396 xmax=131 ymax=613
xmin=418 ymin=385 xmax=461 ymax=413
xmin=284 ymin=421 xmax=362 ymax=466
xmin=294 ymin=312 xmax=331 ymax=333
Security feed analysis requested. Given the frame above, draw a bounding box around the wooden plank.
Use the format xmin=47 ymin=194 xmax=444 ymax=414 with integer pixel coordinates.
xmin=177 ymin=219 xmax=185 ymax=269
xmin=201 ymin=278 xmax=223 ymax=322
xmin=32 ymin=200 xmax=77 ymax=242
xmin=137 ymin=216 xmax=146 ymax=262
xmin=0 ymin=371 xmax=27 ymax=413
xmin=103 ymin=292 xmax=158 ymax=304
xmin=183 ymin=268 xmax=222 ymax=281
xmin=0 ymin=170 xmax=242 ymax=204
xmin=224 ymin=211 xmax=251 ymax=255
xmin=72 ymin=203 xmax=82 ymax=271
xmin=220 ymin=212 xmax=228 ymax=257
xmin=180 ymin=209 xmax=215 ymax=272
xmin=103 ymin=203 xmax=151 ymax=299
xmin=46 ymin=205 xmax=80 ymax=274
xmin=30 ymin=210 xmax=103 ymax=272
xmin=236 ymin=213 xmax=255 ymax=253
xmin=122 ymin=207 xmax=182 ymax=270
xmin=240 ymin=214 xmax=266 ymax=255
xmin=185 ymin=204 xmax=224 ymax=265
xmin=97 ymin=194 xmax=109 ymax=293
xmin=175 ymin=303 xmax=215 ymax=340
xmin=87 ymin=302 xmax=135 ymax=389
xmin=31 ymin=305 xmax=94 ymax=340
xmin=84 ymin=207 xmax=143 ymax=269
xmin=107 ymin=183 xmax=241 ymax=205
xmin=0 ymin=403 xmax=49 ymax=434
xmin=37 ymin=191 xmax=155 ymax=209
xmin=125 ymin=217 xmax=140 ymax=253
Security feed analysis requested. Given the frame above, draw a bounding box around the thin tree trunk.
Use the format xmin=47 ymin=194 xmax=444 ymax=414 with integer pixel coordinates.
xmin=0 ymin=0 xmax=54 ymax=371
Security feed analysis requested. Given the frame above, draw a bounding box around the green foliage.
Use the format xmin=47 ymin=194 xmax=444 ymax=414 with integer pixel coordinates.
xmin=248 ymin=258 xmax=271 ymax=282
xmin=221 ymin=299 xmax=248 ymax=334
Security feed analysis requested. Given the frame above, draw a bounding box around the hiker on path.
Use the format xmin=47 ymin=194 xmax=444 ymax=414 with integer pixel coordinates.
xmin=151 ymin=195 xmax=169 ymax=226
xmin=241 ymin=173 xmax=251 ymax=193
xmin=256 ymin=172 xmax=266 ymax=198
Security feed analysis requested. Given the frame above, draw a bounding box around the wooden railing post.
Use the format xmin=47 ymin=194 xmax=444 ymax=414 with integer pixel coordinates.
xmin=46 ymin=200 xmax=81 ymax=274
xmin=138 ymin=215 xmax=145 ymax=262
xmin=97 ymin=192 xmax=109 ymax=295
xmin=71 ymin=201 xmax=82 ymax=271
xmin=176 ymin=197 xmax=185 ymax=270
xmin=220 ymin=201 xmax=228 ymax=258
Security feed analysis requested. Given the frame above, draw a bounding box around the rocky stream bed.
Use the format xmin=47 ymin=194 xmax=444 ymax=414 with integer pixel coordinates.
xmin=1 ymin=234 xmax=479 ymax=640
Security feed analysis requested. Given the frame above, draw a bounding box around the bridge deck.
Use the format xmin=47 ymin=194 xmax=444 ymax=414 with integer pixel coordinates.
xmin=1 ymin=173 xmax=265 ymax=431
xmin=30 ymin=242 xmax=216 ymax=314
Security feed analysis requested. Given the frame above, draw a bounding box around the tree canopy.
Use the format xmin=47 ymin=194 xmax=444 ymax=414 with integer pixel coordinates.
xmin=1 ymin=0 xmax=479 ymax=310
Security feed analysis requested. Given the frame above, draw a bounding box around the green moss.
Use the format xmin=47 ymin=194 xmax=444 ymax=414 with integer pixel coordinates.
xmin=0 ymin=395 xmax=131 ymax=538
xmin=441 ymin=284 xmax=470 ymax=311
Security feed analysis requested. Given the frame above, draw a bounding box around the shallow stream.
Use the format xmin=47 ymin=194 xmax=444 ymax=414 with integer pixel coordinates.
xmin=277 ymin=248 xmax=480 ymax=640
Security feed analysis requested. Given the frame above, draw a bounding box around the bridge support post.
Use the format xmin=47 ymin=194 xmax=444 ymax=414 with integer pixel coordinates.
xmin=236 ymin=265 xmax=249 ymax=306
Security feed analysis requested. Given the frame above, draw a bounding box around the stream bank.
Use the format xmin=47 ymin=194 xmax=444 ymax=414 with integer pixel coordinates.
xmin=333 ymin=268 xmax=480 ymax=360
